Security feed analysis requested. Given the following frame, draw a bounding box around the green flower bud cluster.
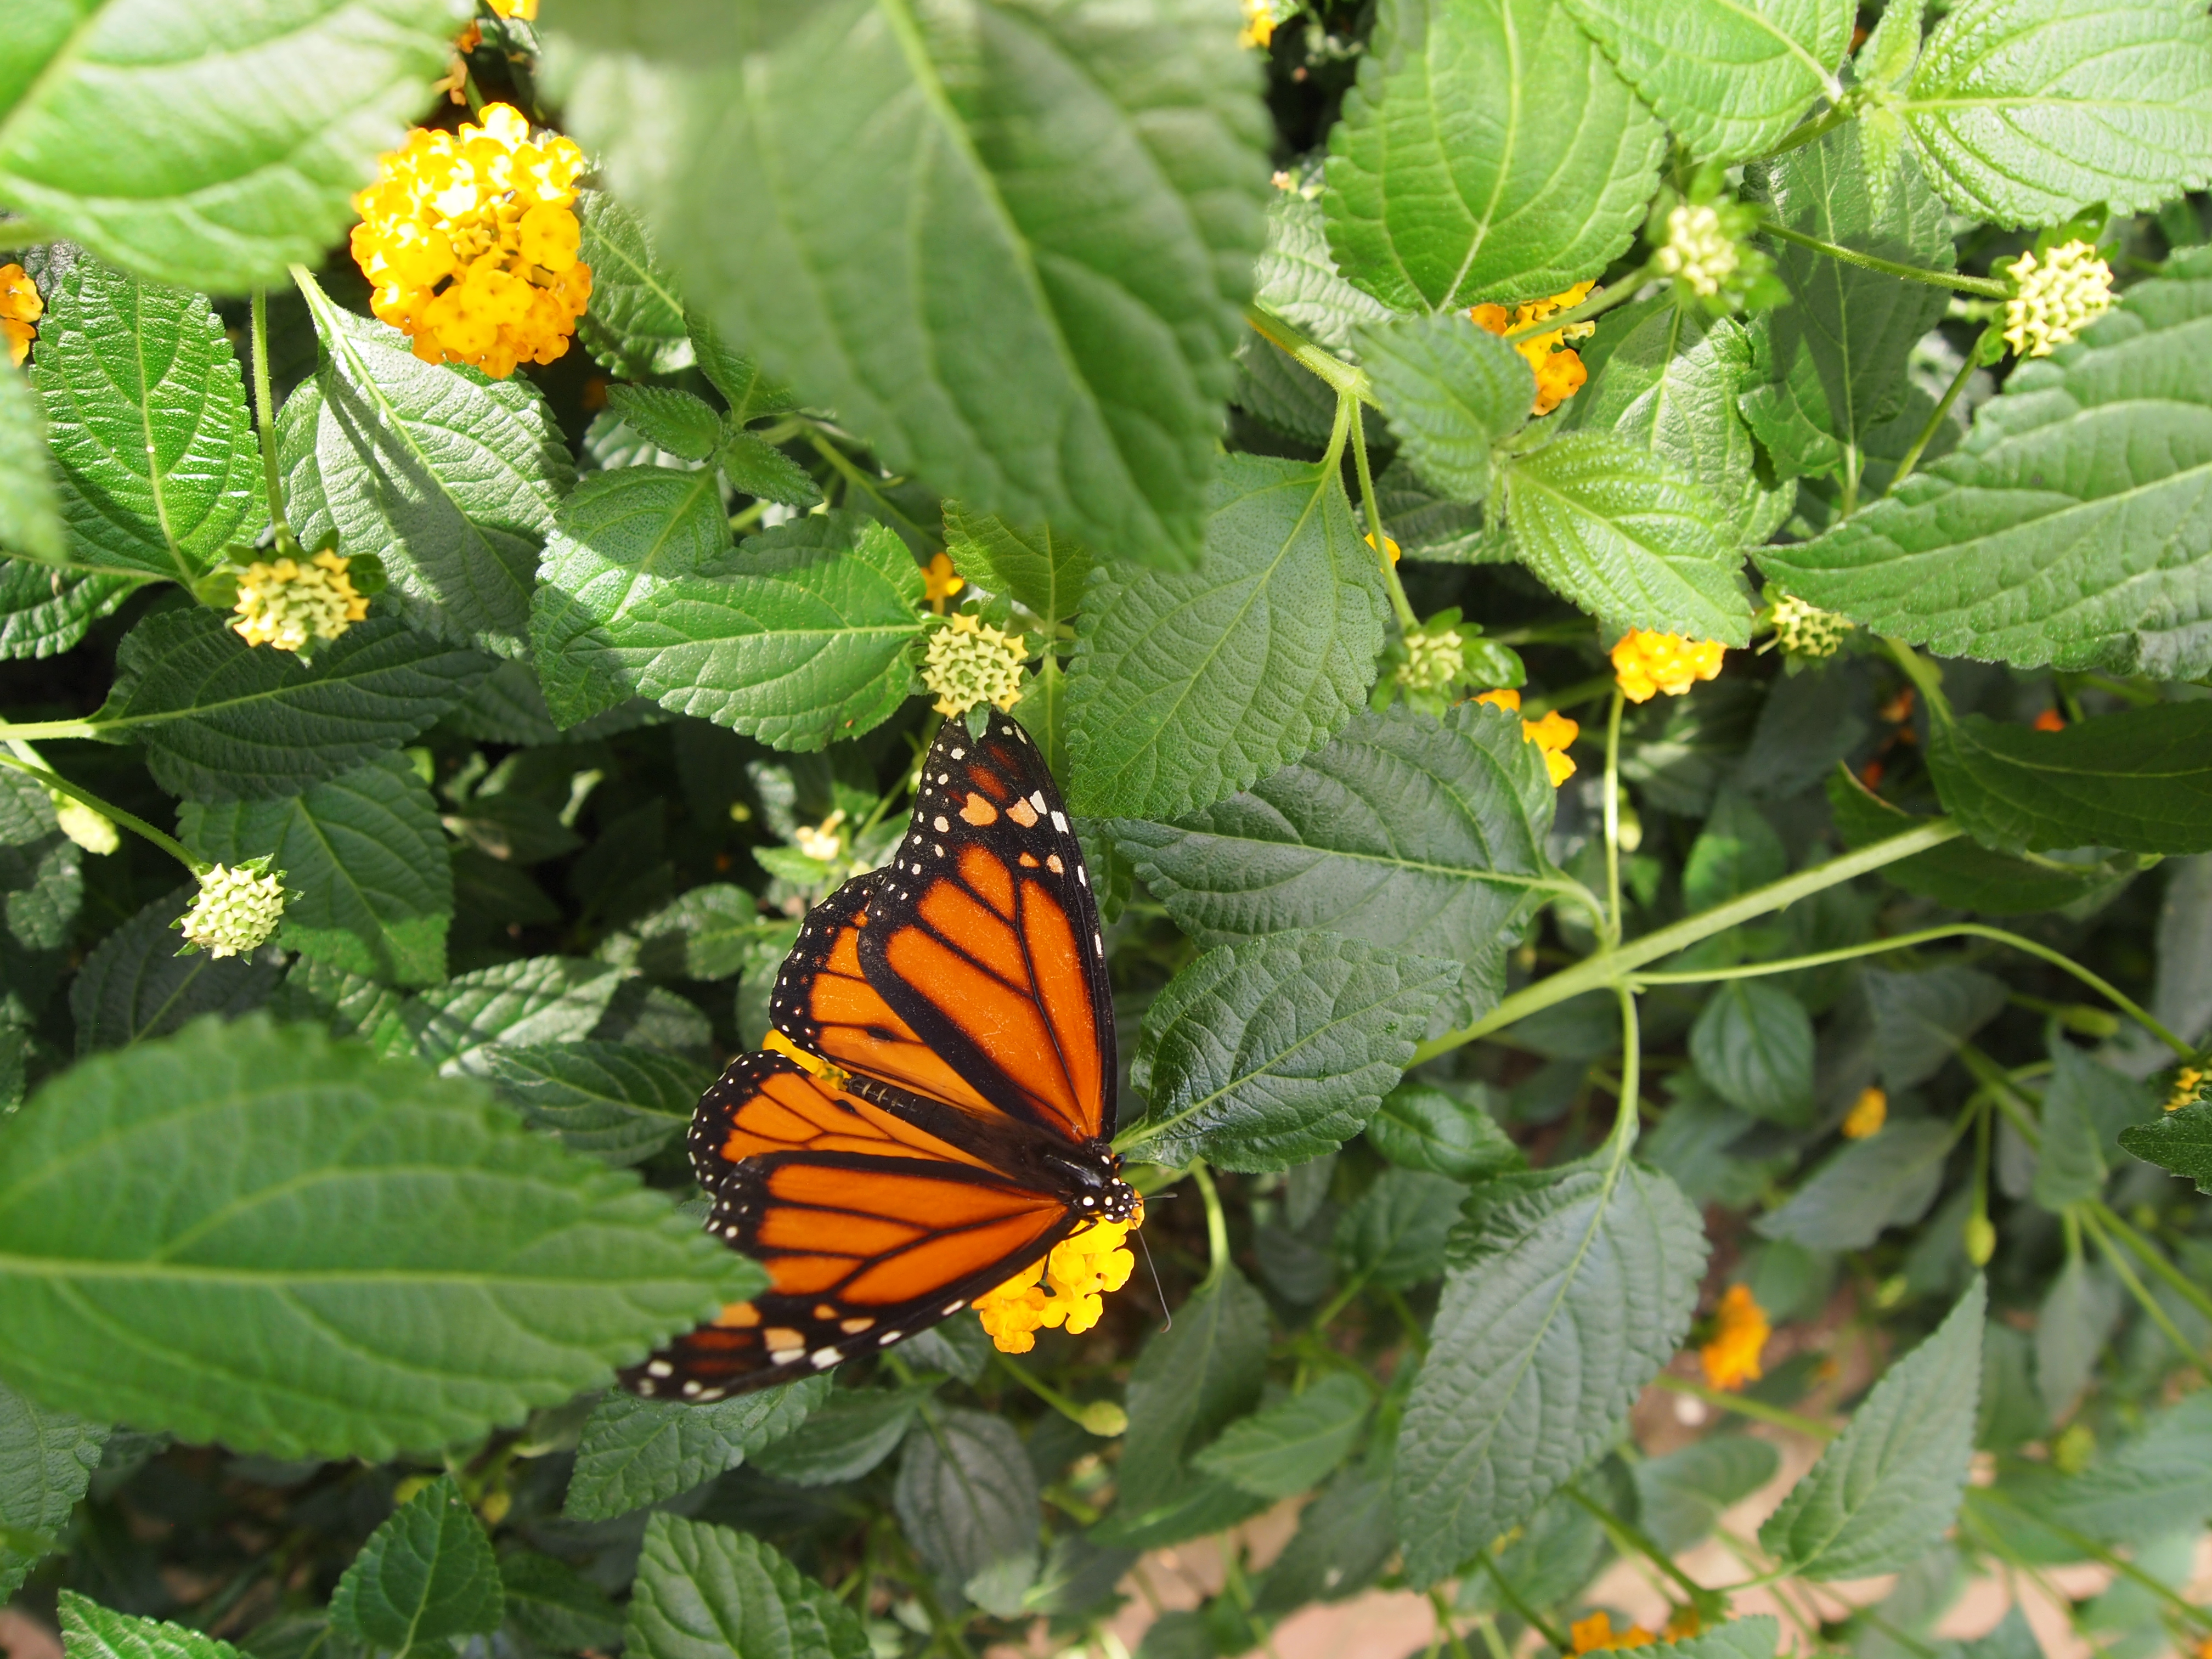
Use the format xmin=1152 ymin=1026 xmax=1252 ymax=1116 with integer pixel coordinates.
xmin=921 ymin=612 xmax=1030 ymax=719
xmin=1395 ymin=625 xmax=1464 ymax=694
xmin=1770 ymin=593 xmax=1853 ymax=659
xmin=2003 ymin=239 xmax=2113 ymax=358
xmin=174 ymin=858 xmax=290 ymax=959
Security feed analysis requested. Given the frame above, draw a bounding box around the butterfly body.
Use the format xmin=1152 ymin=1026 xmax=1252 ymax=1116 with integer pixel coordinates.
xmin=625 ymin=710 xmax=1130 ymax=1403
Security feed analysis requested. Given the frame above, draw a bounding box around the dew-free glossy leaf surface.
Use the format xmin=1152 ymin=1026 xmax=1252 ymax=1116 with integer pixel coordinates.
xmin=1193 ymin=1373 xmax=1369 ymax=1500
xmin=628 ymin=1515 xmax=870 ymax=1659
xmin=0 ymin=1380 xmax=106 ymax=1599
xmin=894 ymin=1408 xmax=1041 ymax=1615
xmin=1690 ymin=981 xmax=1814 ymax=1125
xmin=58 ymin=1594 xmax=240 ymax=1659
xmin=0 ymin=559 xmax=134 ymax=660
xmin=483 ymin=1041 xmax=708 ymax=1167
xmin=1356 ymin=315 xmax=1532 ymax=501
xmin=941 ymin=504 xmax=1090 ymax=629
xmin=0 ymin=363 xmax=60 ymax=565
xmin=564 ymin=1376 xmax=825 ymax=1521
xmin=1929 ymin=704 xmax=2212 ymax=856
xmin=2118 ymin=1098 xmax=2212 ymax=1195
xmin=331 ymin=1476 xmax=503 ymax=1655
xmin=575 ymin=188 xmax=695 ymax=379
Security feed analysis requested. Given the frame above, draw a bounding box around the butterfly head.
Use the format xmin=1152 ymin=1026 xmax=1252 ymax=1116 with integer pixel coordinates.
xmin=1054 ymin=1138 xmax=1140 ymax=1224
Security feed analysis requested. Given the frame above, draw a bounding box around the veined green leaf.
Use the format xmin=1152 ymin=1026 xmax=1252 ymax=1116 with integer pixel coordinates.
xmin=1760 ymin=1277 xmax=1984 ymax=1577
xmin=498 ymin=1553 xmax=625 ymax=1654
xmin=58 ymin=1594 xmax=241 ymax=1659
xmin=2118 ymin=1098 xmax=2212 ymax=1194
xmin=1324 ymin=0 xmax=1663 ymax=312
xmin=0 ymin=1015 xmax=753 ymax=1459
xmin=31 ymin=258 xmax=258 ymax=581
xmin=0 ymin=1379 xmax=106 ymax=1599
xmin=1928 ymin=704 xmax=2212 ymax=856
xmin=1740 ymin=129 xmax=1955 ymax=479
xmin=1900 ymin=0 xmax=2212 ymax=226
xmin=1500 ymin=431 xmax=1754 ymax=643
xmin=0 ymin=362 xmax=60 ymax=565
xmin=0 ymin=558 xmax=135 ymax=659
xmin=404 ymin=957 xmax=633 ymax=1071
xmin=1559 ymin=0 xmax=1852 ymax=164
xmin=1865 ymin=964 xmax=2007 ymax=1089
xmin=1754 ymin=1119 xmax=1953 ymax=1249
xmin=284 ymin=279 xmax=574 ymax=654
xmin=894 ymin=1408 xmax=1041 ymax=1616
xmin=607 ymin=387 xmax=722 ymax=464
xmin=1368 ymin=1080 xmax=1524 ymax=1181
xmin=1251 ymin=192 xmax=1395 ymax=354
xmin=543 ymin=0 xmax=1269 ymax=572
xmin=1127 ymin=930 xmax=1459 ymax=1172
xmin=181 ymin=752 xmax=451 ymax=986
xmin=747 ymin=1386 xmax=924 ymax=1487
xmin=1393 ymin=1159 xmax=1706 ymax=1585
xmin=563 ymin=1375 xmax=826 ymax=1522
xmin=331 ymin=1476 xmax=502 ymax=1656
xmin=1193 ymin=1373 xmax=1369 ymax=1500
xmin=2032 ymin=1042 xmax=2148 ymax=1213
xmin=2034 ymin=1251 xmax=2119 ymax=1420
xmin=482 ymin=1040 xmax=708 ymax=1167
xmin=1356 ymin=314 xmax=1532 ymax=502
xmin=1690 ymin=981 xmax=1815 ymax=1126
xmin=1067 ymin=454 xmax=1387 ymax=821
xmin=575 ymin=188 xmax=695 ymax=378
xmin=942 ymin=504 xmax=1090 ymax=630
xmin=2047 ymin=1389 xmax=2212 ymax=1543
xmin=1826 ymin=766 xmax=2126 ymax=915
xmin=626 ymin=1514 xmax=870 ymax=1659
xmin=101 ymin=608 xmax=492 ymax=801
xmin=715 ymin=431 xmax=820 ymax=511
xmin=1634 ymin=1435 xmax=1781 ymax=1554
xmin=1757 ymin=249 xmax=2212 ymax=675
xmin=1334 ymin=1167 xmax=1462 ymax=1289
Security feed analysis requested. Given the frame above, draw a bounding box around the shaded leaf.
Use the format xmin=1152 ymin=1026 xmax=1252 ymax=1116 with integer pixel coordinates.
xmin=331 ymin=1476 xmax=502 ymax=1655
xmin=625 ymin=1514 xmax=868 ymax=1659
xmin=1193 ymin=1373 xmax=1369 ymax=1500
xmin=1367 ymin=1080 xmax=1525 ymax=1180
xmin=483 ymin=1041 xmax=707 ymax=1167
xmin=747 ymin=1387 xmax=926 ymax=1487
xmin=0 ymin=559 xmax=134 ymax=660
xmin=563 ymin=1376 xmax=827 ymax=1522
xmin=498 ymin=1552 xmax=626 ymax=1654
xmin=0 ymin=1379 xmax=106 ymax=1599
xmin=1109 ymin=1268 xmax=1270 ymax=1542
xmin=1754 ymin=1119 xmax=1953 ymax=1249
xmin=1827 ymin=766 xmax=2123 ymax=915
xmin=1865 ymin=965 xmax=2007 ymax=1090
xmin=68 ymin=885 xmax=280 ymax=1054
xmin=895 ymin=1408 xmax=1041 ymax=1615
xmin=1929 ymin=704 xmax=2212 ymax=857
xmin=1335 ymin=1167 xmax=1463 ymax=1290
xmin=1634 ymin=1435 xmax=1782 ymax=1554
xmin=1690 ymin=982 xmax=1815 ymax=1126
xmin=2048 ymin=1390 xmax=2212 ymax=1544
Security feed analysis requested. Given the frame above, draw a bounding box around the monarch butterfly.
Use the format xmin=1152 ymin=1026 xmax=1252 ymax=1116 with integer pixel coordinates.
xmin=624 ymin=709 xmax=1136 ymax=1402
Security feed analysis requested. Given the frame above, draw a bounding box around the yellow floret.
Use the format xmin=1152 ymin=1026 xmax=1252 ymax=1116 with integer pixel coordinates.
xmin=1521 ymin=710 xmax=1579 ymax=787
xmin=2003 ymin=240 xmax=2113 ymax=359
xmin=231 ymin=551 xmax=370 ymax=653
xmin=1699 ymin=1283 xmax=1769 ymax=1392
xmin=1611 ymin=630 xmax=1725 ymax=702
xmin=922 ymin=612 xmax=1029 ymax=718
xmin=0 ymin=263 xmax=42 ymax=368
xmin=1842 ymin=1086 xmax=1887 ymax=1139
xmin=978 ymin=1207 xmax=1142 ymax=1353
xmin=1469 ymin=279 xmax=1596 ymax=416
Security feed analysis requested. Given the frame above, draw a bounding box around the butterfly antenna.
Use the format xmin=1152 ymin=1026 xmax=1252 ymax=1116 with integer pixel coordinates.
xmin=1136 ymin=1224 xmax=1172 ymax=1332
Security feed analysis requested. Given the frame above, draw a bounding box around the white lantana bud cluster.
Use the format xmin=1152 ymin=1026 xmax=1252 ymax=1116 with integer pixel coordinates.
xmin=1771 ymin=594 xmax=1853 ymax=659
xmin=2003 ymin=240 xmax=2114 ymax=358
xmin=49 ymin=793 xmax=119 ymax=855
xmin=1654 ymin=203 xmax=1740 ymax=298
xmin=1395 ymin=626 xmax=1465 ymax=693
xmin=175 ymin=859 xmax=289 ymax=958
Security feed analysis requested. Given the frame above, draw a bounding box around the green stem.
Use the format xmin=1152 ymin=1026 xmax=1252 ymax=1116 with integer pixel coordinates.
xmin=1888 ymin=345 xmax=1980 ymax=493
xmin=1500 ymin=263 xmax=1655 ymax=343
xmin=1472 ymin=1549 xmax=1568 ymax=1652
xmin=0 ymin=751 xmax=199 ymax=872
xmin=1650 ymin=1373 xmax=1835 ymax=1440
xmin=1628 ymin=922 xmax=2193 ymax=1057
xmin=250 ymin=289 xmax=294 ymax=552
xmin=1473 ymin=1615 xmax=1514 ymax=1659
xmin=2089 ymin=1201 xmax=2212 ymax=1331
xmin=1349 ymin=399 xmax=1419 ymax=631
xmin=1245 ymin=302 xmax=1378 ymax=407
xmin=804 ymin=433 xmax=930 ymax=543
xmin=2079 ymin=1206 xmax=2205 ymax=1377
xmin=1767 ymin=95 xmax=1863 ymax=157
xmin=1563 ymin=1482 xmax=1713 ymax=1609
xmin=0 ymin=718 xmax=103 ymax=742
xmin=1425 ymin=1589 xmax=1476 ymax=1659
xmin=1410 ymin=821 xmax=1965 ymax=1063
xmin=989 ymin=1350 xmax=1108 ymax=1432
xmin=1970 ymin=1489 xmax=2212 ymax=1632
xmin=1760 ymin=220 xmax=2011 ymax=297
xmin=1602 ymin=689 xmax=1626 ymax=946
xmin=1612 ymin=985 xmax=1641 ymax=1154
xmin=1191 ymin=1163 xmax=1230 ymax=1286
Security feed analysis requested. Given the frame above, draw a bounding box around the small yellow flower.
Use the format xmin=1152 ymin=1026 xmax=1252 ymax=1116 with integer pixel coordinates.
xmin=1770 ymin=593 xmax=1853 ymax=659
xmin=484 ymin=0 xmax=536 ymax=15
xmin=1522 ymin=709 xmax=1579 ymax=787
xmin=1470 ymin=280 xmax=1596 ymax=416
xmin=1611 ymin=630 xmax=1725 ymax=703
xmin=922 ymin=612 xmax=1029 ymax=718
xmin=1699 ymin=1283 xmax=1769 ymax=1392
xmin=0 ymin=262 xmax=42 ymax=368
xmin=2003 ymin=240 xmax=2113 ymax=358
xmin=350 ymin=102 xmax=591 ymax=377
xmin=1396 ymin=627 xmax=1464 ymax=694
xmin=1474 ymin=687 xmax=1521 ymax=712
xmin=1239 ymin=0 xmax=1273 ymax=48
xmin=174 ymin=860 xmax=288 ymax=959
xmin=1571 ymin=1612 xmax=1656 ymax=1654
xmin=2165 ymin=1066 xmax=2205 ymax=1112
xmin=977 ymin=1206 xmax=1143 ymax=1353
xmin=792 ymin=809 xmax=847 ymax=864
xmin=1842 ymin=1086 xmax=1887 ymax=1139
xmin=922 ymin=551 xmax=965 ymax=614
xmin=1365 ymin=530 xmax=1401 ymax=566
xmin=1654 ymin=203 xmax=1740 ymax=299
xmin=1661 ymin=1607 xmax=1703 ymax=1645
xmin=231 ymin=551 xmax=371 ymax=653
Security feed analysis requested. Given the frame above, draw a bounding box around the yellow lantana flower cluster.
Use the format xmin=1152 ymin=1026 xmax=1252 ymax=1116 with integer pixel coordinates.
xmin=922 ymin=612 xmax=1029 ymax=718
xmin=1474 ymin=689 xmax=1578 ymax=787
xmin=1470 ymin=279 xmax=1596 ymax=416
xmin=2167 ymin=1065 xmax=2206 ymax=1113
xmin=1699 ymin=1283 xmax=1769 ymax=1392
xmin=1571 ymin=1612 xmax=1656 ymax=1654
xmin=1842 ymin=1086 xmax=1887 ymax=1139
xmin=1611 ymin=629 xmax=1725 ymax=702
xmin=232 ymin=552 xmax=371 ymax=653
xmin=974 ymin=1211 xmax=1142 ymax=1353
xmin=1239 ymin=0 xmax=1274 ymax=48
xmin=0 ymin=263 xmax=41 ymax=368
xmin=351 ymin=103 xmax=591 ymax=379
xmin=484 ymin=0 xmax=536 ymax=16
xmin=1654 ymin=203 xmax=1738 ymax=299
xmin=2002 ymin=239 xmax=2113 ymax=358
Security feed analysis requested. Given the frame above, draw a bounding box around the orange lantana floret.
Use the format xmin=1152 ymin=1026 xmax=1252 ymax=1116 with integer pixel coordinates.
xmin=1470 ymin=279 xmax=1597 ymax=416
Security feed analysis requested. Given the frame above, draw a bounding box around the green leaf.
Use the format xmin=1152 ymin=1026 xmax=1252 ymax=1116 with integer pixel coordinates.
xmin=1108 ymin=702 xmax=1557 ymax=1022
xmin=180 ymin=752 xmax=450 ymax=986
xmin=2118 ymin=1098 xmax=2212 ymax=1194
xmin=1251 ymin=192 xmax=1395 ymax=355
xmin=1739 ymin=128 xmax=1955 ymax=478
xmin=1109 ymin=1267 xmax=1270 ymax=1543
xmin=537 ymin=499 xmax=925 ymax=749
xmin=625 ymin=1514 xmax=869 ymax=1659
xmin=2034 ymin=1251 xmax=2119 ymax=1421
xmin=715 ymin=431 xmax=820 ymax=511
xmin=0 ymin=363 xmax=60 ymax=565
xmin=0 ymin=3 xmax=461 ymax=291
xmin=543 ymin=0 xmax=1268 ymax=572
xmin=1690 ymin=982 xmax=1815 ymax=1126
xmin=2047 ymin=1390 xmax=2212 ymax=1544
xmin=0 ymin=1014 xmax=752 ymax=1459
xmin=563 ymin=1375 xmax=827 ymax=1522
xmin=1633 ymin=1435 xmax=1782 ymax=1554
xmin=607 ymin=885 xmax=768 ymax=982
xmin=0 ymin=764 xmax=81 ymax=1018
xmin=498 ymin=1552 xmax=626 ymax=1654
xmin=1355 ymin=315 xmax=1532 ymax=502
xmin=1067 ymin=454 xmax=1387 ymax=820
xmin=2032 ymin=1041 xmax=2148 ymax=1212
xmin=1754 ymin=1119 xmax=1953 ymax=1249
xmin=1323 ymin=0 xmax=1664 ymax=312
xmin=1756 ymin=250 xmax=2212 ymax=675
xmin=104 ymin=607 xmax=490 ymax=802
xmin=1681 ymin=791 xmax=1786 ymax=911
xmin=747 ymin=1386 xmax=925 ymax=1487
xmin=1760 ymin=1277 xmax=1985 ymax=1578
xmin=1335 ymin=1167 xmax=1462 ymax=1289
xmin=284 ymin=279 xmax=574 ymax=654
xmin=1900 ymin=0 xmax=2212 ymax=226
xmin=606 ymin=387 xmax=723 ymax=464
xmin=1928 ymin=704 xmax=2212 ymax=857
xmin=1367 ymin=1080 xmax=1525 ymax=1180
xmin=895 ymin=1408 xmax=1041 ymax=1616
xmin=58 ymin=1594 xmax=241 ymax=1659
xmin=942 ymin=503 xmax=1090 ymax=630
xmin=31 ymin=258 xmax=258 ymax=580
xmin=69 ymin=885 xmax=280 ymax=1054
xmin=483 ymin=1040 xmax=708 ymax=1167
xmin=575 ymin=188 xmax=695 ymax=379
xmin=1393 ymin=1159 xmax=1706 ymax=1585
xmin=1127 ymin=929 xmax=1459 ymax=1172
xmin=331 ymin=1476 xmax=502 ymax=1657
xmin=1559 ymin=0 xmax=1852 ymax=163
xmin=0 ymin=1378 xmax=106 ymax=1599
xmin=1193 ymin=1373 xmax=1369 ymax=1500
xmin=1826 ymin=766 xmax=2123 ymax=915
xmin=1865 ymin=965 xmax=2007 ymax=1089
xmin=1647 ymin=1620 xmax=1781 ymax=1659
xmin=1251 ymin=1466 xmax=1396 ymax=1612
xmin=403 ymin=957 xmax=633 ymax=1071
xmin=1499 ymin=430 xmax=1754 ymax=643
xmin=0 ymin=558 xmax=134 ymax=659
